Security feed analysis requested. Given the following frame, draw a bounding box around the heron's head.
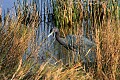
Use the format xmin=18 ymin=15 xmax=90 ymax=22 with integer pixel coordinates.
xmin=48 ymin=27 xmax=59 ymax=37
xmin=50 ymin=27 xmax=59 ymax=33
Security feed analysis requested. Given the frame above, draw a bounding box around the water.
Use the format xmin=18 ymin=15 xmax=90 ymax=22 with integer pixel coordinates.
xmin=1 ymin=0 xmax=96 ymax=64
xmin=2 ymin=0 xmax=15 ymax=10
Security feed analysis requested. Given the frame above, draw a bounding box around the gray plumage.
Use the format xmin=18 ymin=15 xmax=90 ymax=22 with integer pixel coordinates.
xmin=50 ymin=27 xmax=96 ymax=62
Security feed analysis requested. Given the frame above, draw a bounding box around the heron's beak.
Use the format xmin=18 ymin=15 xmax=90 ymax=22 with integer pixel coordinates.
xmin=48 ymin=31 xmax=54 ymax=37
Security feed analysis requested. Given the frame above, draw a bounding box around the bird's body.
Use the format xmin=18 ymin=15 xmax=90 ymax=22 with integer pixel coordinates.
xmin=50 ymin=27 xmax=96 ymax=63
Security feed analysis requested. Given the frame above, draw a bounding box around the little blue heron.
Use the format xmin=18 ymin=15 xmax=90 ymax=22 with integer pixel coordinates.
xmin=49 ymin=27 xmax=96 ymax=63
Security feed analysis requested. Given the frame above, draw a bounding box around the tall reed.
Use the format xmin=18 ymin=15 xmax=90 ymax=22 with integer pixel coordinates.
xmin=53 ymin=0 xmax=120 ymax=79
xmin=0 ymin=0 xmax=40 ymax=79
xmin=0 ymin=0 xmax=119 ymax=80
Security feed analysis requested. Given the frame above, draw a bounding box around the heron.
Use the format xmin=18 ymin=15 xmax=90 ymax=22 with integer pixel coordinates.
xmin=49 ymin=27 xmax=96 ymax=64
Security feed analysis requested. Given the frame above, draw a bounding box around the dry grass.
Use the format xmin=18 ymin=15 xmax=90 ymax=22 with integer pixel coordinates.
xmin=0 ymin=1 xmax=40 ymax=79
xmin=0 ymin=0 xmax=120 ymax=80
xmin=0 ymin=1 xmax=90 ymax=80
xmin=53 ymin=0 xmax=120 ymax=80
xmin=94 ymin=19 xmax=120 ymax=80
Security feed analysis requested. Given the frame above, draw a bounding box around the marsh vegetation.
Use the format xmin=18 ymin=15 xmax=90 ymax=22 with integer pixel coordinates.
xmin=0 ymin=0 xmax=120 ymax=80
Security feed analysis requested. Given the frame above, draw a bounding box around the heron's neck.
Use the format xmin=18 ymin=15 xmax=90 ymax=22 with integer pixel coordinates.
xmin=55 ymin=31 xmax=60 ymax=41
xmin=55 ymin=32 xmax=65 ymax=45
xmin=55 ymin=32 xmax=72 ymax=50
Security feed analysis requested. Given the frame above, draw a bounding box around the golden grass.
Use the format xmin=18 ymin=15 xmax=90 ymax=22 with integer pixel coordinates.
xmin=0 ymin=0 xmax=119 ymax=80
xmin=53 ymin=0 xmax=120 ymax=80
xmin=0 ymin=1 xmax=40 ymax=79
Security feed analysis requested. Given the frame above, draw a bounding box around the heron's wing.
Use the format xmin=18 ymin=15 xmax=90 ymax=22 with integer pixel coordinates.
xmin=66 ymin=35 xmax=96 ymax=48
xmin=80 ymin=36 xmax=96 ymax=47
xmin=66 ymin=35 xmax=78 ymax=49
xmin=66 ymin=35 xmax=76 ymax=44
